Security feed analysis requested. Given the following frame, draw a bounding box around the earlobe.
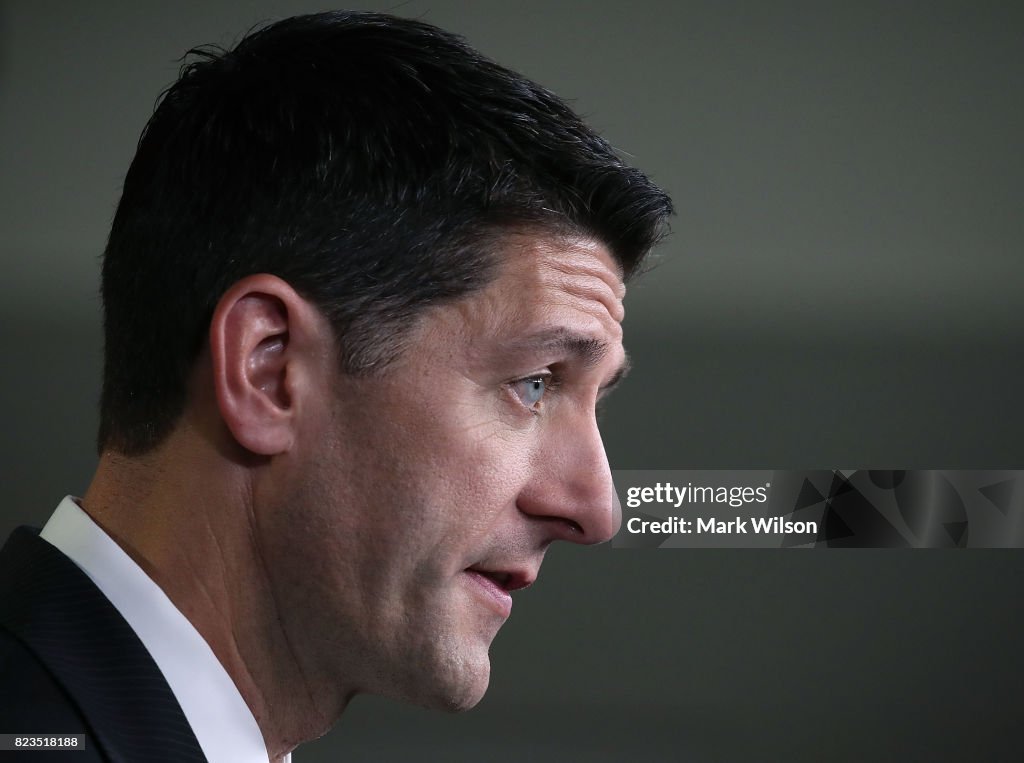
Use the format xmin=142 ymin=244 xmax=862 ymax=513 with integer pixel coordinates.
xmin=209 ymin=274 xmax=323 ymax=456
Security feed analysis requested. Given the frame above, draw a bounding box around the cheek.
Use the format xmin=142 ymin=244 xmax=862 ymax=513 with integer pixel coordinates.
xmin=327 ymin=377 xmax=540 ymax=558
xmin=336 ymin=426 xmax=524 ymax=561
xmin=408 ymin=430 xmax=531 ymax=546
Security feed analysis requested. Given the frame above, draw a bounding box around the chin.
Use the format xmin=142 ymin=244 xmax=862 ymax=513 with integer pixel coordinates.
xmin=399 ymin=643 xmax=492 ymax=713
xmin=437 ymin=672 xmax=490 ymax=713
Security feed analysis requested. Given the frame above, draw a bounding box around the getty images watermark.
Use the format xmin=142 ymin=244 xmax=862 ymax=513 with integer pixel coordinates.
xmin=612 ymin=470 xmax=1024 ymax=548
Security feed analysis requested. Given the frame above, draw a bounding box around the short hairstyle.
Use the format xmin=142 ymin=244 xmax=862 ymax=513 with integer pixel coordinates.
xmin=98 ymin=10 xmax=673 ymax=455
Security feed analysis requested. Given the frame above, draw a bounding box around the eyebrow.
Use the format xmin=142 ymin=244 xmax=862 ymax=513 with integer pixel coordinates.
xmin=503 ymin=327 xmax=632 ymax=393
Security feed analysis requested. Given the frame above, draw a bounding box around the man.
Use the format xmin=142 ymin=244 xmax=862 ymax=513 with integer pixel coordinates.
xmin=0 ymin=10 xmax=671 ymax=762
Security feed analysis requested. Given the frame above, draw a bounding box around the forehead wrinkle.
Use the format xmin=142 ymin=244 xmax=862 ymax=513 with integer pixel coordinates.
xmin=433 ymin=233 xmax=627 ymax=368
xmin=500 ymin=234 xmax=625 ymax=315
xmin=533 ymin=260 xmax=625 ymax=325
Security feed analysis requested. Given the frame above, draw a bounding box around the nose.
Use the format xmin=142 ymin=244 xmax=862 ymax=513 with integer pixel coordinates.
xmin=516 ymin=412 xmax=622 ymax=544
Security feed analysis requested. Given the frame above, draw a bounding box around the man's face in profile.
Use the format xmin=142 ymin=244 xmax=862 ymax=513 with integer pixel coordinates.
xmin=259 ymin=232 xmax=626 ymax=712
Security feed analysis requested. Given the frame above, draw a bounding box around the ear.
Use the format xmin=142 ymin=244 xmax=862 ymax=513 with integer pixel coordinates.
xmin=209 ymin=274 xmax=332 ymax=456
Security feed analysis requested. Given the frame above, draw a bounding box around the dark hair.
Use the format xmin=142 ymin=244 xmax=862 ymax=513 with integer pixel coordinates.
xmin=99 ymin=10 xmax=673 ymax=455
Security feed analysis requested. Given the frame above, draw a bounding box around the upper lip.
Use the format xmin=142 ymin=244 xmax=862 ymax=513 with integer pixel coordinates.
xmin=466 ymin=565 xmax=537 ymax=593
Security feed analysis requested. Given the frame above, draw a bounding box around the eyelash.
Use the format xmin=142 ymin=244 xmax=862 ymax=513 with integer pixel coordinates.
xmin=508 ymin=371 xmax=561 ymax=415
xmin=506 ymin=371 xmax=615 ymax=421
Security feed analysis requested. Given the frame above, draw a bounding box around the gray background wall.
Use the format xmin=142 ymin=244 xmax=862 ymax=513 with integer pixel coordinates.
xmin=2 ymin=1 xmax=1021 ymax=760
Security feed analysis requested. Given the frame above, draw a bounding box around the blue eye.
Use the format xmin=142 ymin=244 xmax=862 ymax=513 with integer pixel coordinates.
xmin=512 ymin=376 xmax=547 ymax=410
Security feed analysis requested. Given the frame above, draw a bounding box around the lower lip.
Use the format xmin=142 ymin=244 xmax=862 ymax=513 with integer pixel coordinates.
xmin=464 ymin=570 xmax=513 ymax=618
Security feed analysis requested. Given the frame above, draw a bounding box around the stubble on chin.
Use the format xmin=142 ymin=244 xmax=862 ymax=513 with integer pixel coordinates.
xmin=380 ymin=617 xmax=495 ymax=714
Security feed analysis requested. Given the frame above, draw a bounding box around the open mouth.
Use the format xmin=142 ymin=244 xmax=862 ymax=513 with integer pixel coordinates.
xmin=463 ymin=566 xmax=535 ymax=617
xmin=467 ymin=566 xmax=534 ymax=592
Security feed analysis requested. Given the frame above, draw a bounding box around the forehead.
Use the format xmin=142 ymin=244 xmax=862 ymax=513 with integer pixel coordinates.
xmin=444 ymin=233 xmax=627 ymax=347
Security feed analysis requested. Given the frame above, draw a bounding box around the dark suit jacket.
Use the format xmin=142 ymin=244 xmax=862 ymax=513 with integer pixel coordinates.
xmin=0 ymin=526 xmax=207 ymax=762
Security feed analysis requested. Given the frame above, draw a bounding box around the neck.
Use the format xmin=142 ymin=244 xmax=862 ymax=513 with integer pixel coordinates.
xmin=81 ymin=433 xmax=347 ymax=759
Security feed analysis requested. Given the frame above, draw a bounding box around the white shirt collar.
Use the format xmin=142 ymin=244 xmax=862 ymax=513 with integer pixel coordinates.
xmin=40 ymin=496 xmax=290 ymax=763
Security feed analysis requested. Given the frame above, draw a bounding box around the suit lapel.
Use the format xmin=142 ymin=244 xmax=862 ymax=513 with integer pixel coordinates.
xmin=0 ymin=527 xmax=207 ymax=762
